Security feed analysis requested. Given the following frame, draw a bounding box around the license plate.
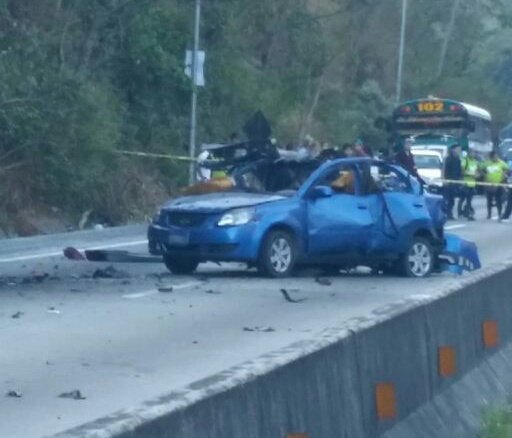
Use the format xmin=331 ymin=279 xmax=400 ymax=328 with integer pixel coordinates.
xmin=168 ymin=230 xmax=189 ymax=247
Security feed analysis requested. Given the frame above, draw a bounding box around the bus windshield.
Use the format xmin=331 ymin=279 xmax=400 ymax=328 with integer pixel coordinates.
xmin=392 ymin=98 xmax=493 ymax=155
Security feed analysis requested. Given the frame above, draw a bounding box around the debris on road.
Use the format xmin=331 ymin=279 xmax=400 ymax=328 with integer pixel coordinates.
xmin=11 ymin=311 xmax=24 ymax=319
xmin=58 ymin=390 xmax=86 ymax=400
xmin=47 ymin=307 xmax=61 ymax=315
xmin=158 ymin=286 xmax=174 ymax=293
xmin=243 ymin=326 xmax=276 ymax=333
xmin=92 ymin=266 xmax=130 ymax=279
xmin=63 ymin=247 xmax=85 ymax=261
xmin=315 ymin=277 xmax=332 ymax=286
xmin=280 ymin=289 xmax=307 ymax=303
xmin=6 ymin=390 xmax=22 ymax=398
xmin=205 ymin=289 xmax=221 ymax=295
xmin=22 ymin=272 xmax=50 ymax=284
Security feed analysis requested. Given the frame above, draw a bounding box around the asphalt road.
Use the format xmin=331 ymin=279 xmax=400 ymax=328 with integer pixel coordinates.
xmin=1 ymin=201 xmax=511 ymax=438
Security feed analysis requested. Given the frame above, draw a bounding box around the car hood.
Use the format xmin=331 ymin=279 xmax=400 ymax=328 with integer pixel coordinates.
xmin=418 ymin=168 xmax=441 ymax=179
xmin=163 ymin=192 xmax=286 ymax=213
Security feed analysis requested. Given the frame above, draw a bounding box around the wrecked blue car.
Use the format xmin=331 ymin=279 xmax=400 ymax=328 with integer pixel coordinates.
xmin=148 ymin=157 xmax=480 ymax=278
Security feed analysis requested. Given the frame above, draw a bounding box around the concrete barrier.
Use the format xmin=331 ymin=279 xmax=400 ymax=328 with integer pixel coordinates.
xmin=52 ymin=262 xmax=512 ymax=438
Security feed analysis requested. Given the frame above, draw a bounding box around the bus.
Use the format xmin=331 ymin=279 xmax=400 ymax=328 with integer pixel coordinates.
xmin=391 ymin=97 xmax=493 ymax=157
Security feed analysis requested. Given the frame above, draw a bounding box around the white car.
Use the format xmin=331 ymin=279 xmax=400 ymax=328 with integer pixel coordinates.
xmin=412 ymin=144 xmax=448 ymax=160
xmin=411 ymin=149 xmax=443 ymax=193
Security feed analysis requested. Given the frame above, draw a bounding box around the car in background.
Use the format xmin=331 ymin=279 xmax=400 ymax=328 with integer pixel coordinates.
xmin=411 ymin=149 xmax=443 ymax=194
xmin=149 ymin=158 xmax=447 ymax=278
xmin=412 ymin=144 xmax=448 ymax=160
xmin=499 ymin=139 xmax=512 ymax=159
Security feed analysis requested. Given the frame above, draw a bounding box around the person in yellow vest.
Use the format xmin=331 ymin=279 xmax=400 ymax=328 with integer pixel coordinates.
xmin=458 ymin=149 xmax=479 ymax=220
xmin=481 ymin=150 xmax=510 ymax=219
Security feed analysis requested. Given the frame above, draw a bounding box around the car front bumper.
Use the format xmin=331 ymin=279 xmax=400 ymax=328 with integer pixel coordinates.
xmin=147 ymin=223 xmax=261 ymax=262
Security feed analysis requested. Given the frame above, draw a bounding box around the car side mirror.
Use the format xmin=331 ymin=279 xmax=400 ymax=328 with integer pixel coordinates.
xmin=310 ymin=185 xmax=334 ymax=199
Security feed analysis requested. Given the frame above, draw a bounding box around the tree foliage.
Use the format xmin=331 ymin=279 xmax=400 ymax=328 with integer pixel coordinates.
xmin=0 ymin=0 xmax=511 ymax=231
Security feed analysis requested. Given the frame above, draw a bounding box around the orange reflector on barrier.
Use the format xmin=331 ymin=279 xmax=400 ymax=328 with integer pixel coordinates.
xmin=438 ymin=346 xmax=456 ymax=377
xmin=375 ymin=383 xmax=397 ymax=420
xmin=483 ymin=320 xmax=499 ymax=349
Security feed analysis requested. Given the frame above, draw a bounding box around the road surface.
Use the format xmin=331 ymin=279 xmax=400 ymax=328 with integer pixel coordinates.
xmin=1 ymin=203 xmax=511 ymax=438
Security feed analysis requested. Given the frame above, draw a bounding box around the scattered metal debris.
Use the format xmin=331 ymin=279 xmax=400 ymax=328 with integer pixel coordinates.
xmin=6 ymin=390 xmax=22 ymax=398
xmin=205 ymin=289 xmax=221 ymax=295
xmin=243 ymin=326 xmax=276 ymax=333
xmin=58 ymin=390 xmax=86 ymax=400
xmin=47 ymin=307 xmax=61 ymax=315
xmin=22 ymin=272 xmax=50 ymax=284
xmin=63 ymin=247 xmax=85 ymax=261
xmin=92 ymin=266 xmax=130 ymax=279
xmin=158 ymin=286 xmax=174 ymax=293
xmin=11 ymin=311 xmax=24 ymax=319
xmin=280 ymin=289 xmax=306 ymax=303
xmin=315 ymin=277 xmax=332 ymax=286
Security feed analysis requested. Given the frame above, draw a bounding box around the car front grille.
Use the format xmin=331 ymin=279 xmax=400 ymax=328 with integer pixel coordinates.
xmin=165 ymin=211 xmax=208 ymax=228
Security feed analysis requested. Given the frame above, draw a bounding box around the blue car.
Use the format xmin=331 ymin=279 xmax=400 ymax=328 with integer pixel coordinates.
xmin=148 ymin=157 xmax=456 ymax=278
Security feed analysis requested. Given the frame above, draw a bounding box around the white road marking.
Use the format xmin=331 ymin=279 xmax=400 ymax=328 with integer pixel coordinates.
xmin=445 ymin=224 xmax=467 ymax=231
xmin=0 ymin=240 xmax=148 ymax=263
xmin=122 ymin=281 xmax=203 ymax=299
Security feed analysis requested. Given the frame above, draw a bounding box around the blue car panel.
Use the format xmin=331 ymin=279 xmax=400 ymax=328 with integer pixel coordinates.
xmin=148 ymin=158 xmax=479 ymax=276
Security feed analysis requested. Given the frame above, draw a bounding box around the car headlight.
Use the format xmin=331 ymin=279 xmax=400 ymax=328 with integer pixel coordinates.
xmin=152 ymin=208 xmax=163 ymax=224
xmin=218 ymin=208 xmax=255 ymax=227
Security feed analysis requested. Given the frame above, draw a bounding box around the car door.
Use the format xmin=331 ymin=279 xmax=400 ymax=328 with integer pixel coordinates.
xmin=305 ymin=163 xmax=374 ymax=261
xmin=365 ymin=163 xmax=431 ymax=254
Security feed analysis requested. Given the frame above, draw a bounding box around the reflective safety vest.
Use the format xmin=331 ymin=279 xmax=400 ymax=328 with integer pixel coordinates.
xmin=462 ymin=157 xmax=478 ymax=188
xmin=482 ymin=159 xmax=509 ymax=184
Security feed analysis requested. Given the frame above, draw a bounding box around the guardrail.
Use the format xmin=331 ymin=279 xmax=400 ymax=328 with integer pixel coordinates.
xmin=52 ymin=262 xmax=512 ymax=438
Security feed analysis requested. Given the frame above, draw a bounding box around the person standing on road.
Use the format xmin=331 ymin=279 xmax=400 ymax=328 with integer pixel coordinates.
xmin=394 ymin=138 xmax=425 ymax=185
xmin=443 ymin=144 xmax=463 ymax=220
xmin=481 ymin=150 xmax=509 ymax=220
xmin=458 ymin=149 xmax=479 ymax=220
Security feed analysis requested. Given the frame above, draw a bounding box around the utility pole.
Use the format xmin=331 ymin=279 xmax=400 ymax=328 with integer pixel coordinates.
xmin=396 ymin=0 xmax=407 ymax=104
xmin=188 ymin=0 xmax=201 ymax=185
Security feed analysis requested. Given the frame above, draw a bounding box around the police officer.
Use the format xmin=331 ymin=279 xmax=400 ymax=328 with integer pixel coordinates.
xmin=481 ymin=150 xmax=509 ymax=219
xmin=443 ymin=143 xmax=463 ymax=220
xmin=458 ymin=149 xmax=479 ymax=220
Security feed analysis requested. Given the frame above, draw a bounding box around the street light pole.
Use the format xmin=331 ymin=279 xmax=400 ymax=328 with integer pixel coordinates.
xmin=396 ymin=0 xmax=407 ymax=104
xmin=188 ymin=0 xmax=201 ymax=185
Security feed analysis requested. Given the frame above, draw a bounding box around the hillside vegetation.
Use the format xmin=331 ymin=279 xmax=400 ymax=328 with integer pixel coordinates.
xmin=0 ymin=0 xmax=511 ymax=234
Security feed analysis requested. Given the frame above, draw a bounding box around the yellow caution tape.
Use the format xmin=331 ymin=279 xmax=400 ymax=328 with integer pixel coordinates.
xmin=439 ymin=178 xmax=512 ymax=189
xmin=115 ymin=150 xmax=196 ymax=162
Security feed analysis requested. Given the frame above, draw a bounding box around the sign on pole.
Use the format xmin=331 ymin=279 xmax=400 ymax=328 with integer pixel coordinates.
xmin=185 ymin=50 xmax=206 ymax=87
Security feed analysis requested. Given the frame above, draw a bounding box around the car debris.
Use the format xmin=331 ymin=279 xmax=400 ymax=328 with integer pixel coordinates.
xmin=6 ymin=390 xmax=22 ymax=398
xmin=47 ymin=307 xmax=61 ymax=315
xmin=63 ymin=247 xmax=85 ymax=261
xmin=243 ymin=326 xmax=276 ymax=332
xmin=280 ymin=289 xmax=307 ymax=303
xmin=158 ymin=286 xmax=174 ymax=293
xmin=205 ymin=289 xmax=221 ymax=295
xmin=58 ymin=390 xmax=86 ymax=400
xmin=11 ymin=311 xmax=24 ymax=319
xmin=22 ymin=272 xmax=50 ymax=284
xmin=92 ymin=266 xmax=130 ymax=279
xmin=315 ymin=277 xmax=332 ymax=286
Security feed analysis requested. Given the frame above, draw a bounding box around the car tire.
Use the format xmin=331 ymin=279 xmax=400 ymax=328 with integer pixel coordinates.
xmin=163 ymin=254 xmax=199 ymax=275
xmin=398 ymin=237 xmax=434 ymax=278
xmin=258 ymin=230 xmax=297 ymax=278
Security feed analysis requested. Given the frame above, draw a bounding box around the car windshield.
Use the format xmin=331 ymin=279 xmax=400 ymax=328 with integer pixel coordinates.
xmin=414 ymin=154 xmax=441 ymax=169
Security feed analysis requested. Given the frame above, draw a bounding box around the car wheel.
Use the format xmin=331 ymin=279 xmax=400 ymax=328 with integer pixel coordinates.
xmin=163 ymin=254 xmax=199 ymax=275
xmin=258 ymin=230 xmax=297 ymax=278
xmin=399 ymin=237 xmax=434 ymax=278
